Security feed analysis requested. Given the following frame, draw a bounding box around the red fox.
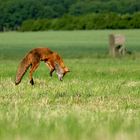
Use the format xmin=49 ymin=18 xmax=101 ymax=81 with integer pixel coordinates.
xmin=15 ymin=48 xmax=70 ymax=85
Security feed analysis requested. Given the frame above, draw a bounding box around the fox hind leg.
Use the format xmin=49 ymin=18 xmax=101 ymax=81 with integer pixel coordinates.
xmin=29 ymin=62 xmax=39 ymax=85
xmin=30 ymin=78 xmax=34 ymax=85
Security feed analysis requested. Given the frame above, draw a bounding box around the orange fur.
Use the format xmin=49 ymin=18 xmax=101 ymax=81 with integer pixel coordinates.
xmin=15 ymin=48 xmax=69 ymax=85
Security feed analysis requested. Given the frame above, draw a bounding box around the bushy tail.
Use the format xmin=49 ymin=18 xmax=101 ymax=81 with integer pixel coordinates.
xmin=15 ymin=55 xmax=31 ymax=85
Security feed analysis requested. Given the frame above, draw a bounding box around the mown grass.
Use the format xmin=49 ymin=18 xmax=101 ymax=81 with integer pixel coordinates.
xmin=0 ymin=30 xmax=140 ymax=140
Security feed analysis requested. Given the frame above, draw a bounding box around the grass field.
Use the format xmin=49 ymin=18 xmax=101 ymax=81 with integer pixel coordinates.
xmin=0 ymin=30 xmax=140 ymax=140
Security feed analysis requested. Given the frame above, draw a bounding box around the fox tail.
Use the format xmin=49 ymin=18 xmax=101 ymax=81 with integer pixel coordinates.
xmin=15 ymin=54 xmax=31 ymax=85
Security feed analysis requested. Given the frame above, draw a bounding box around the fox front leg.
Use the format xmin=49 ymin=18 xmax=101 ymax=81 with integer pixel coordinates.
xmin=50 ymin=69 xmax=55 ymax=77
xmin=45 ymin=61 xmax=55 ymax=77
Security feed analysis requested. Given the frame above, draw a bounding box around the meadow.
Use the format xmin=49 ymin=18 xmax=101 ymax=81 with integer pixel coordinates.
xmin=0 ymin=30 xmax=140 ymax=140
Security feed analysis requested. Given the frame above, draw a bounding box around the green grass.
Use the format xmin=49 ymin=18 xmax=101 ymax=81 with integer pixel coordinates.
xmin=0 ymin=30 xmax=140 ymax=140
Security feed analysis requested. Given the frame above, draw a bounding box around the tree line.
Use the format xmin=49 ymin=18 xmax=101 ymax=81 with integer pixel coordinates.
xmin=20 ymin=12 xmax=140 ymax=31
xmin=0 ymin=0 xmax=140 ymax=31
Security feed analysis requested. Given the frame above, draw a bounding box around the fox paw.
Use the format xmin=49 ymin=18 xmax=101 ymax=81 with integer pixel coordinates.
xmin=50 ymin=72 xmax=53 ymax=77
xmin=30 ymin=79 xmax=34 ymax=85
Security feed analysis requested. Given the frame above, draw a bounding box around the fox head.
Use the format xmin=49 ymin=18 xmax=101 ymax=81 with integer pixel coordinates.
xmin=53 ymin=52 xmax=70 ymax=81
xmin=54 ymin=62 xmax=69 ymax=81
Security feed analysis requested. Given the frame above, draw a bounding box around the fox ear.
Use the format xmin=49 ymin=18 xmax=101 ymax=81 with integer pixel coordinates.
xmin=64 ymin=67 xmax=70 ymax=72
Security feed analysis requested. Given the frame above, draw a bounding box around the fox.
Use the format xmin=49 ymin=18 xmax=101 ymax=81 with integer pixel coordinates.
xmin=15 ymin=47 xmax=70 ymax=85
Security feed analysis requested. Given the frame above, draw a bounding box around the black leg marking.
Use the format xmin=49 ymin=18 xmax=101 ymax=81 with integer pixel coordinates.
xmin=30 ymin=79 xmax=34 ymax=85
xmin=50 ymin=69 xmax=55 ymax=77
